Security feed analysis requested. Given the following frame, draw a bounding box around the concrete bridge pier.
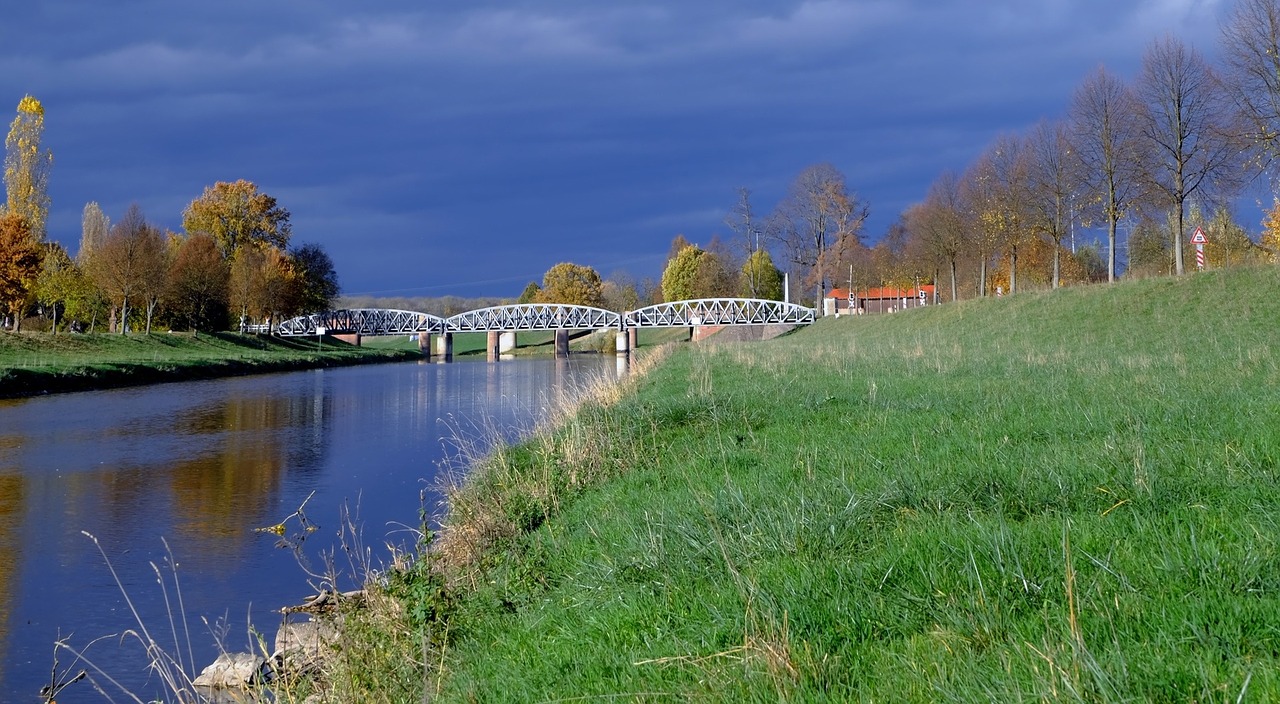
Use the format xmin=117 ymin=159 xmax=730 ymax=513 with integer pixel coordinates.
xmin=487 ymin=331 xmax=501 ymax=362
xmin=499 ymin=332 xmax=517 ymax=353
xmin=615 ymin=329 xmax=630 ymax=355
xmin=418 ymin=332 xmax=432 ymax=358
xmin=629 ymin=327 xmax=638 ymax=350
xmin=554 ymin=329 xmax=570 ymax=358
xmin=435 ymin=332 xmax=453 ymax=362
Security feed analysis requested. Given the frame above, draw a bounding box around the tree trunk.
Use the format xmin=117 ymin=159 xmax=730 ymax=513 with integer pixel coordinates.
xmin=949 ymin=257 xmax=958 ymax=303
xmin=1173 ymin=200 xmax=1186 ymax=276
xmin=1010 ymin=243 xmax=1018 ymax=294
xmin=1108 ymin=217 xmax=1118 ymax=283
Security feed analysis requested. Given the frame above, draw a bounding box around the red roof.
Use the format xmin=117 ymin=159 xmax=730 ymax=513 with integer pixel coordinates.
xmin=828 ymin=285 xmax=935 ymax=300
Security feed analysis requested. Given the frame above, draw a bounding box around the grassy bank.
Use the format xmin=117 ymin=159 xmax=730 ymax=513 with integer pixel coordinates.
xmin=0 ymin=331 xmax=420 ymax=398
xmin=319 ymin=266 xmax=1280 ymax=702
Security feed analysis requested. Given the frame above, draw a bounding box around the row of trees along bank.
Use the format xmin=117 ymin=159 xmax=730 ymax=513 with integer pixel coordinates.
xmin=0 ymin=95 xmax=338 ymax=335
xmin=869 ymin=0 xmax=1280 ymax=302
xmin=572 ymin=0 xmax=1280 ymax=309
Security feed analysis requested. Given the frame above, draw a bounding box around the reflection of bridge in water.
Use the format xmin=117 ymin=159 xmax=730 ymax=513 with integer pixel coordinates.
xmin=274 ymin=298 xmax=815 ymax=359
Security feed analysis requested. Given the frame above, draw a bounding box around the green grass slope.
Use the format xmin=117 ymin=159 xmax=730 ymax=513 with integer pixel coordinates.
xmin=358 ymin=266 xmax=1280 ymax=703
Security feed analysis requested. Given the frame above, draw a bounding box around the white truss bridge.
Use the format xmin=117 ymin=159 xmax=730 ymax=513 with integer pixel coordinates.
xmin=447 ymin=304 xmax=621 ymax=332
xmin=274 ymin=298 xmax=814 ymax=337
xmin=625 ymin=298 xmax=814 ymax=328
xmin=275 ymin=308 xmax=445 ymax=336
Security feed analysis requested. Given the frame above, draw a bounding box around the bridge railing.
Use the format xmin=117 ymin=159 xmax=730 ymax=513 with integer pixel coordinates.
xmin=625 ymin=298 xmax=815 ymax=328
xmin=446 ymin=303 xmax=622 ymax=332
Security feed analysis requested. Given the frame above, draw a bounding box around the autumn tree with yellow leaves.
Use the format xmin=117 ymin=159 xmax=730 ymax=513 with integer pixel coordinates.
xmin=536 ymin=262 xmax=604 ymax=308
xmin=182 ymin=179 xmax=292 ymax=258
xmin=0 ymin=95 xmax=51 ymax=330
xmin=4 ymin=95 xmax=52 ymax=241
xmin=1260 ymin=201 xmax=1280 ymax=262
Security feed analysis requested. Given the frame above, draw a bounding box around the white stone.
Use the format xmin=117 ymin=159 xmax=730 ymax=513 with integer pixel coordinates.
xmin=192 ymin=652 xmax=267 ymax=688
xmin=274 ymin=619 xmax=340 ymax=672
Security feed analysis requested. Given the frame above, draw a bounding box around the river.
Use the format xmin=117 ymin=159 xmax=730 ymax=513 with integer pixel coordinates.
xmin=0 ymin=355 xmax=620 ymax=702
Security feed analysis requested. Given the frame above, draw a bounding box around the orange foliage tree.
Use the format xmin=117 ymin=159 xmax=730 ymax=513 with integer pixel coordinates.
xmin=0 ymin=212 xmax=42 ymax=330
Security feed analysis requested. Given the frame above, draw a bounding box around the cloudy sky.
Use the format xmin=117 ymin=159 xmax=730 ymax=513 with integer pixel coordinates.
xmin=0 ymin=0 xmax=1235 ymax=297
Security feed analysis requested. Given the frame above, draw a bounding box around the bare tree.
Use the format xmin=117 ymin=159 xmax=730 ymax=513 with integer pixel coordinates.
xmin=770 ymin=163 xmax=869 ymax=299
xmin=724 ymin=187 xmax=766 ymax=296
xmin=1026 ymin=119 xmax=1082 ymax=288
xmin=1136 ymin=36 xmax=1245 ymax=276
xmin=1069 ymin=66 xmax=1146 ymax=283
xmin=906 ymin=170 xmax=968 ymax=302
xmin=978 ymin=133 xmax=1034 ymax=294
xmin=959 ymin=153 xmax=1007 ymax=297
xmin=1221 ymin=0 xmax=1280 ymax=174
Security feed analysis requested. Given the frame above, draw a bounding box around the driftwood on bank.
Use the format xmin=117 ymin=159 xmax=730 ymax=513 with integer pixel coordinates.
xmin=281 ymin=588 xmax=366 ymax=615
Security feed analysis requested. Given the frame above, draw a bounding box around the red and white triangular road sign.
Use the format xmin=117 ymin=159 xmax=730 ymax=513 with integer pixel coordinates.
xmin=1190 ymin=227 xmax=1208 ymax=244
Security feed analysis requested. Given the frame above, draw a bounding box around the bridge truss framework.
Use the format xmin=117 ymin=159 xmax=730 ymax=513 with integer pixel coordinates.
xmin=274 ymin=298 xmax=814 ymax=337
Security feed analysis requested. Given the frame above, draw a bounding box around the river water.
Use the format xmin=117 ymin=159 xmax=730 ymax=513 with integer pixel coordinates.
xmin=0 ymin=355 xmax=619 ymax=702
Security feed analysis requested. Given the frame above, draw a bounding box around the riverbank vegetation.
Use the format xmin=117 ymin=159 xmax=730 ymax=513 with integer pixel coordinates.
xmin=310 ymin=264 xmax=1280 ymax=702
xmin=0 ymin=331 xmax=417 ymax=398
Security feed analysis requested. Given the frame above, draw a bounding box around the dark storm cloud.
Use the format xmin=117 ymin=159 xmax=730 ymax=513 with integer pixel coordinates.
xmin=0 ymin=0 xmax=1231 ymax=296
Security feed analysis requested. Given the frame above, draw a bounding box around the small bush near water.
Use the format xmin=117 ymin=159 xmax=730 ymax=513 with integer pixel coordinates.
xmin=325 ymin=266 xmax=1280 ymax=702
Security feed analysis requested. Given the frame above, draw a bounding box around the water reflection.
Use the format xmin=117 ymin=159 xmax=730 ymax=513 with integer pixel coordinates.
xmin=0 ymin=356 xmax=614 ymax=702
xmin=0 ymin=473 xmax=22 ymax=694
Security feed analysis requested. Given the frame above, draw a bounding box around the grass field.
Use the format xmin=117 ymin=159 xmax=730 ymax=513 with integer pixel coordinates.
xmin=0 ymin=331 xmax=419 ymax=397
xmin=311 ymin=264 xmax=1280 ymax=703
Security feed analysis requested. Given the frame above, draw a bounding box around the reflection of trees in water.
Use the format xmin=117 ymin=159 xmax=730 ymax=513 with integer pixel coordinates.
xmin=168 ymin=385 xmax=332 ymax=555
xmin=0 ymin=473 xmax=24 ymax=690
xmin=281 ymin=372 xmax=333 ymax=477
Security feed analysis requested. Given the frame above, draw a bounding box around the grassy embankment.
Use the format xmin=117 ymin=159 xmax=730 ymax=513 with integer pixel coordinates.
xmin=316 ymin=266 xmax=1280 ymax=702
xmin=0 ymin=331 xmax=420 ymax=398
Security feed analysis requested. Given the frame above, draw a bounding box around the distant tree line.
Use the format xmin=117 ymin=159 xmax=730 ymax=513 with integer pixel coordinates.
xmin=534 ymin=0 xmax=1280 ymax=309
xmin=863 ymin=0 xmax=1280 ymax=302
xmin=0 ymin=97 xmax=339 ymax=333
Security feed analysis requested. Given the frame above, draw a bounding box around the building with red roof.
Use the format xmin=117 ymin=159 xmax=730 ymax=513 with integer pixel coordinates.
xmin=824 ymin=285 xmax=936 ymax=315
